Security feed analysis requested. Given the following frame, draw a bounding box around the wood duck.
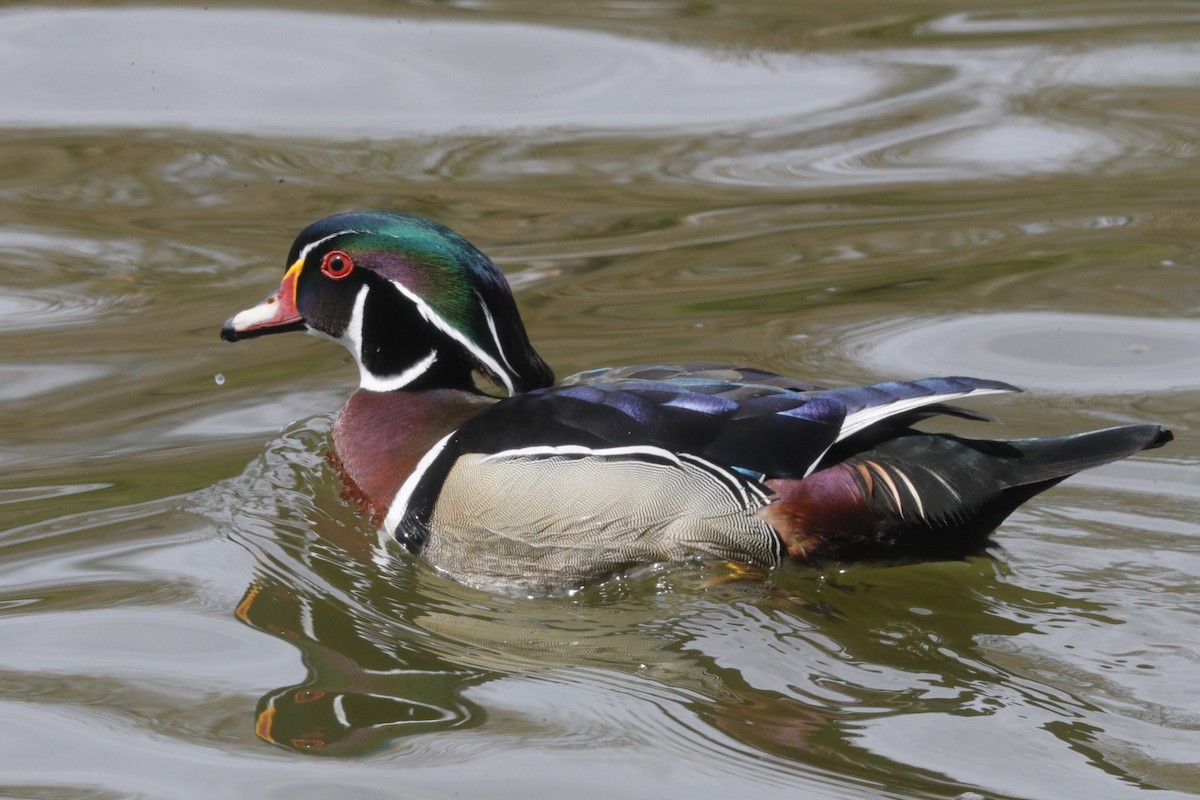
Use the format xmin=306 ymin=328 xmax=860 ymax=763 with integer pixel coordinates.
xmin=221 ymin=211 xmax=1172 ymax=591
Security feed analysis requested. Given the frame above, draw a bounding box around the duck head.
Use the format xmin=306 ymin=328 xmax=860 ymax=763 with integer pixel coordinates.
xmin=221 ymin=211 xmax=554 ymax=394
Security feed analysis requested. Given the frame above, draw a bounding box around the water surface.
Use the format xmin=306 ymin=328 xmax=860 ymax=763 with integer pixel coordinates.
xmin=1 ymin=2 xmax=1198 ymax=798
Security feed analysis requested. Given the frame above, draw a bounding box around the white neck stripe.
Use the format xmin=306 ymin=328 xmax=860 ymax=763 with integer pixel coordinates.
xmin=345 ymin=284 xmax=439 ymax=391
xmin=360 ymin=349 xmax=439 ymax=392
xmin=386 ymin=279 xmax=517 ymax=396
xmin=477 ymin=291 xmax=517 ymax=377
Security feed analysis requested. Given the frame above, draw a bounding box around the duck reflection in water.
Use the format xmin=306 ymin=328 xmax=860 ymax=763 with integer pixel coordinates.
xmin=236 ymin=574 xmax=485 ymax=755
xmin=234 ymin=517 xmax=1059 ymax=786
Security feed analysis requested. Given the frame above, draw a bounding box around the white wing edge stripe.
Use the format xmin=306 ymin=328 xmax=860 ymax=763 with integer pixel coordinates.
xmin=835 ymin=387 xmax=1011 ymax=442
xmin=803 ymin=443 xmax=834 ymax=478
xmin=383 ymin=431 xmax=457 ymax=534
xmin=387 ymin=278 xmax=517 ymax=397
xmin=346 ymin=285 xmax=439 ymax=391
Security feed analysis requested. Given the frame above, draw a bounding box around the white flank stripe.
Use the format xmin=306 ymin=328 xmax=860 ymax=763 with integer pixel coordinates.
xmin=383 ymin=431 xmax=456 ymax=534
xmin=388 ymin=279 xmax=517 ymax=396
xmin=481 ymin=443 xmax=685 ymax=467
xmin=483 ymin=445 xmax=767 ymax=508
xmin=835 ymin=387 xmax=1012 ymax=442
xmin=677 ymin=451 xmax=761 ymax=507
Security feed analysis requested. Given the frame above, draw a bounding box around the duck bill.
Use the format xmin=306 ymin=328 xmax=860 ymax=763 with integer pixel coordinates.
xmin=221 ymin=261 xmax=306 ymax=342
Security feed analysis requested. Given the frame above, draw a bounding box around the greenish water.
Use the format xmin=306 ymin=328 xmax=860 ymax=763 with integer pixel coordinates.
xmin=1 ymin=2 xmax=1198 ymax=797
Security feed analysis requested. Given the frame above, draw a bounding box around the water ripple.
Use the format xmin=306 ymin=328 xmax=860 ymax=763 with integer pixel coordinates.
xmin=842 ymin=312 xmax=1200 ymax=394
xmin=922 ymin=9 xmax=1200 ymax=36
xmin=5 ymin=7 xmax=1194 ymax=192
xmin=0 ymin=7 xmax=883 ymax=136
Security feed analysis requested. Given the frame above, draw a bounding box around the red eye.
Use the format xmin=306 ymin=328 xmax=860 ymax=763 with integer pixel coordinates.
xmin=320 ymin=250 xmax=355 ymax=279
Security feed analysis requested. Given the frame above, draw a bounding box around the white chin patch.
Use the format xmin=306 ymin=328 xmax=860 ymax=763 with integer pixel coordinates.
xmin=360 ymin=350 xmax=439 ymax=392
xmin=344 ymin=284 xmax=439 ymax=392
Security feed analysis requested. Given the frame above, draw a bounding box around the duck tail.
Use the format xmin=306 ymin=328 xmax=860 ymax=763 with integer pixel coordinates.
xmin=760 ymin=424 xmax=1172 ymax=562
xmin=983 ymin=424 xmax=1172 ymax=486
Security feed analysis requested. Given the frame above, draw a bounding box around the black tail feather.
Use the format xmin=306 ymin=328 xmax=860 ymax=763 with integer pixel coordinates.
xmin=779 ymin=423 xmax=1173 ymax=562
xmin=982 ymin=424 xmax=1172 ymax=488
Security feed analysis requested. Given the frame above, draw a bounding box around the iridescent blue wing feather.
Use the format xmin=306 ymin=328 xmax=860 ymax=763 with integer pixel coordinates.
xmin=451 ymin=370 xmax=1019 ymax=480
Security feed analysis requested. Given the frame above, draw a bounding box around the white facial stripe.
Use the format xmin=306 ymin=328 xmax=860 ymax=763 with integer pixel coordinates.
xmin=476 ymin=291 xmax=517 ymax=376
xmin=300 ymin=231 xmax=521 ymax=395
xmin=297 ymin=229 xmax=365 ymax=263
xmin=384 ymin=431 xmax=456 ymax=533
xmin=346 ymin=284 xmax=439 ymax=392
xmin=387 ymin=279 xmax=517 ymax=397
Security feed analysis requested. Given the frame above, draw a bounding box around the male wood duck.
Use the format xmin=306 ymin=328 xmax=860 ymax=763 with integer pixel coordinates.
xmin=221 ymin=211 xmax=1172 ymax=591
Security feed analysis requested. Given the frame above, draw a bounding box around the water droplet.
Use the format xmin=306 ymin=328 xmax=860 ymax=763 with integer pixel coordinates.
xmin=214 ymin=373 xmax=225 ymax=386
